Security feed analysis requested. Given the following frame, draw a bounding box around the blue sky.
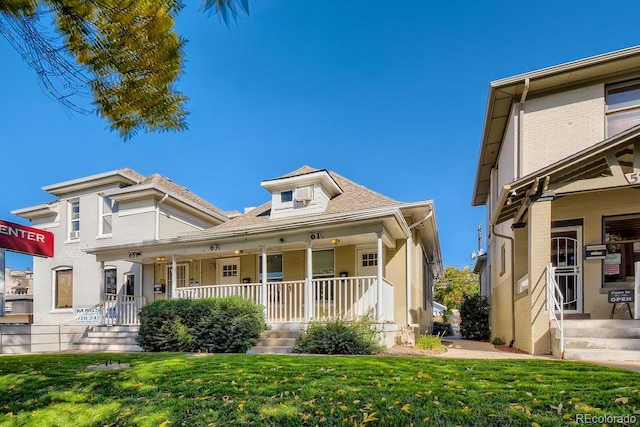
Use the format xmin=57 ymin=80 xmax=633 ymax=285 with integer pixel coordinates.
xmin=1 ymin=0 xmax=639 ymax=271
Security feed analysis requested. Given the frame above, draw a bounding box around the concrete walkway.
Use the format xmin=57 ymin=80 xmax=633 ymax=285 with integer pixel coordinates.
xmin=436 ymin=337 xmax=640 ymax=372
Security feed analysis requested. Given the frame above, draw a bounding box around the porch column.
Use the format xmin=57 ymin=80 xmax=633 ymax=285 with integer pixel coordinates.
xmin=306 ymin=242 xmax=313 ymax=321
xmin=171 ymin=255 xmax=177 ymax=299
xmin=99 ymin=261 xmax=105 ymax=302
xmin=376 ymin=231 xmax=383 ymax=320
xmin=261 ymin=246 xmax=267 ymax=310
xmin=527 ymin=196 xmax=552 ymax=355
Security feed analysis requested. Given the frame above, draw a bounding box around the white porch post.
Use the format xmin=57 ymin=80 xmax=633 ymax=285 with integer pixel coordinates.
xmin=99 ymin=261 xmax=105 ymax=302
xmin=376 ymin=231 xmax=383 ymax=320
xmin=261 ymin=246 xmax=268 ymax=310
xmin=306 ymin=242 xmax=313 ymax=321
xmin=171 ymin=255 xmax=177 ymax=299
xmin=635 ymin=261 xmax=640 ymax=320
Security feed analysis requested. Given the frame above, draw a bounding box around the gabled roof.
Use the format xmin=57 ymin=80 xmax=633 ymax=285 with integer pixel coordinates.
xmin=490 ymin=124 xmax=640 ymax=225
xmin=15 ymin=168 xmax=228 ymax=224
xmin=472 ymin=45 xmax=640 ymax=207
xmin=112 ymin=173 xmax=228 ymax=221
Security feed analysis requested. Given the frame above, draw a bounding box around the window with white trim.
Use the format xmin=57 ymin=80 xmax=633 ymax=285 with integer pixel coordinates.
xmin=69 ymin=199 xmax=80 ymax=240
xmin=100 ymin=195 xmax=117 ymax=236
xmin=259 ymin=254 xmax=283 ymax=282
xmin=606 ymin=80 xmax=640 ymax=137
xmin=104 ymin=268 xmax=117 ymax=294
xmin=55 ymin=269 xmax=73 ymax=309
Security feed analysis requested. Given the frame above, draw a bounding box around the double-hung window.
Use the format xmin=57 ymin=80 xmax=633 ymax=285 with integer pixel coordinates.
xmin=606 ymin=80 xmax=640 ymax=137
xmin=69 ymin=199 xmax=80 ymax=240
xmin=100 ymin=195 xmax=116 ymax=236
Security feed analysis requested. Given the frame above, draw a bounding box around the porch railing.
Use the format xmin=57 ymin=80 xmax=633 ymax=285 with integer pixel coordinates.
xmin=175 ymin=276 xmax=388 ymax=323
xmin=103 ymin=294 xmax=146 ymax=325
xmin=545 ymin=264 xmax=564 ymax=357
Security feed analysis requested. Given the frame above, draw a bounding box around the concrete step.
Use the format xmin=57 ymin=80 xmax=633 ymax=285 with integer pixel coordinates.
xmin=562 ymin=319 xmax=640 ymax=329
xmin=255 ymin=337 xmax=298 ymax=347
xmin=86 ymin=331 xmax=139 ymax=339
xmin=79 ymin=337 xmax=139 ymax=345
xmin=562 ymin=327 xmax=640 ymax=339
xmin=250 ymin=346 xmax=294 ymax=355
xmin=250 ymin=329 xmax=300 ymax=354
xmin=563 ymin=348 xmax=640 ymax=362
xmin=564 ymin=337 xmax=640 ymax=351
xmin=73 ymin=343 xmax=142 ymax=352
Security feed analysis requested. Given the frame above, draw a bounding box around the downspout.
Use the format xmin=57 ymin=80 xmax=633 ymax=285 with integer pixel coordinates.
xmin=517 ymin=78 xmax=530 ymax=180
xmin=407 ymin=208 xmax=433 ymax=329
xmin=155 ymin=193 xmax=169 ymax=240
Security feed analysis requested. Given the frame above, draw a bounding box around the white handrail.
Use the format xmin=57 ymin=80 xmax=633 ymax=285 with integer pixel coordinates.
xmin=545 ymin=264 xmax=564 ymax=357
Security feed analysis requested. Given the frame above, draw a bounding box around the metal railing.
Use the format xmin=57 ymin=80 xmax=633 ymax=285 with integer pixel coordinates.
xmin=545 ymin=264 xmax=564 ymax=357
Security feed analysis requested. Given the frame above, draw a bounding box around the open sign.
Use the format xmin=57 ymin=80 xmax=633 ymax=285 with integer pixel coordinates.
xmin=608 ymin=289 xmax=634 ymax=304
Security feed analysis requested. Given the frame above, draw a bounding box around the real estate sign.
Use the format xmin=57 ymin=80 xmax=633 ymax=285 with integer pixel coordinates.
xmin=0 ymin=219 xmax=54 ymax=258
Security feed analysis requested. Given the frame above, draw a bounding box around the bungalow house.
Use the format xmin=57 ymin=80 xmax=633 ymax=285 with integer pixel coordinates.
xmin=11 ymin=166 xmax=442 ymax=352
xmin=472 ymin=46 xmax=640 ymax=361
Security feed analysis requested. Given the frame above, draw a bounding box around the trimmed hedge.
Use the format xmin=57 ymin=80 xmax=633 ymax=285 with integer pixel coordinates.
xmin=136 ymin=296 xmax=267 ymax=353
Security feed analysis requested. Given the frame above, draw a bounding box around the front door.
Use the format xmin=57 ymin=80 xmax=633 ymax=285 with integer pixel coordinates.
xmin=551 ymin=226 xmax=583 ymax=313
xmin=217 ymin=257 xmax=240 ymax=285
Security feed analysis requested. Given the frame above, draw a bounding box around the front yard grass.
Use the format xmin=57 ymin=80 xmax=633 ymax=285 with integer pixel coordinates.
xmin=0 ymin=353 xmax=637 ymax=426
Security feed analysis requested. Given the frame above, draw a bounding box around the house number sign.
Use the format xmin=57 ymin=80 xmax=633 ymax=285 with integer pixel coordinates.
xmin=625 ymin=172 xmax=640 ymax=185
xmin=309 ymin=232 xmax=322 ymax=240
xmin=209 ymin=244 xmax=220 ymax=251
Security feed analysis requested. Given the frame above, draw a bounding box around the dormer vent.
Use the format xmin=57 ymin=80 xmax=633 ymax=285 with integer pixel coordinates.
xmin=295 ymin=186 xmax=314 ymax=203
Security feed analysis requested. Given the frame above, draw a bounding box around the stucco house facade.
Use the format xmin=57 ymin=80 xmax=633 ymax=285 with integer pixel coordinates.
xmin=10 ymin=166 xmax=442 ymax=352
xmin=472 ymin=46 xmax=640 ymax=360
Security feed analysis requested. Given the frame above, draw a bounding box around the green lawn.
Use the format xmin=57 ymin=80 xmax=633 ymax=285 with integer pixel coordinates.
xmin=0 ymin=353 xmax=637 ymax=426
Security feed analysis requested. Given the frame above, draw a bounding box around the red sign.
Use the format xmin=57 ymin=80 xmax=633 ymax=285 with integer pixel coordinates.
xmin=0 ymin=219 xmax=54 ymax=258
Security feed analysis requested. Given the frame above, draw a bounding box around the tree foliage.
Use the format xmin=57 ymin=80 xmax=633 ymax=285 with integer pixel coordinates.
xmin=0 ymin=0 xmax=250 ymax=139
xmin=434 ymin=266 xmax=479 ymax=313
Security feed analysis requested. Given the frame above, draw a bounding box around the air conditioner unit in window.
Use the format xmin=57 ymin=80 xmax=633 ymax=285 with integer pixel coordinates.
xmin=295 ymin=186 xmax=314 ymax=203
xmin=69 ymin=230 xmax=80 ymax=240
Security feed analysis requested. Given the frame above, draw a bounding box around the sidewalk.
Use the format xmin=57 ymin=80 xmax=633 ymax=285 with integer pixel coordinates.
xmin=436 ymin=337 xmax=640 ymax=372
xmin=435 ymin=337 xmax=553 ymax=360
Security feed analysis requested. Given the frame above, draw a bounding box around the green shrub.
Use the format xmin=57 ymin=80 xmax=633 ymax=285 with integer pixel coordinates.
xmin=415 ymin=334 xmax=445 ymax=352
xmin=491 ymin=336 xmax=506 ymax=346
xmin=459 ymin=294 xmax=490 ymax=341
xmin=293 ymin=315 xmax=384 ymax=355
xmin=432 ymin=321 xmax=454 ymax=336
xmin=136 ymin=296 xmax=267 ymax=353
xmin=193 ymin=296 xmax=267 ymax=353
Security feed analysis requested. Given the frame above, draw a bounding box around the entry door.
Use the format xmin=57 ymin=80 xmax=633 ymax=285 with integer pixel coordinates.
xmin=551 ymin=227 xmax=582 ymax=313
xmin=217 ymin=257 xmax=240 ymax=285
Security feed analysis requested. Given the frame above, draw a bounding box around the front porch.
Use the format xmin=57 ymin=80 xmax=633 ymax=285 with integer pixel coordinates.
xmin=98 ymin=275 xmax=395 ymax=327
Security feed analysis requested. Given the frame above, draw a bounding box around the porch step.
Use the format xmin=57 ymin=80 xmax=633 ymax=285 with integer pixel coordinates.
xmin=250 ymin=330 xmax=300 ymax=355
xmin=552 ymin=320 xmax=640 ymax=361
xmin=73 ymin=325 xmax=142 ymax=353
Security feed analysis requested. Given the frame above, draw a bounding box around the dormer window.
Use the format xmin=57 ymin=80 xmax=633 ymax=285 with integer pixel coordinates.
xmin=280 ymin=190 xmax=293 ymax=203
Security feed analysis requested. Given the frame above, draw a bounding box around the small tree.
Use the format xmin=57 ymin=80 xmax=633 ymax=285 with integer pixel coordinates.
xmin=459 ymin=294 xmax=490 ymax=341
xmin=434 ymin=266 xmax=479 ymax=316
